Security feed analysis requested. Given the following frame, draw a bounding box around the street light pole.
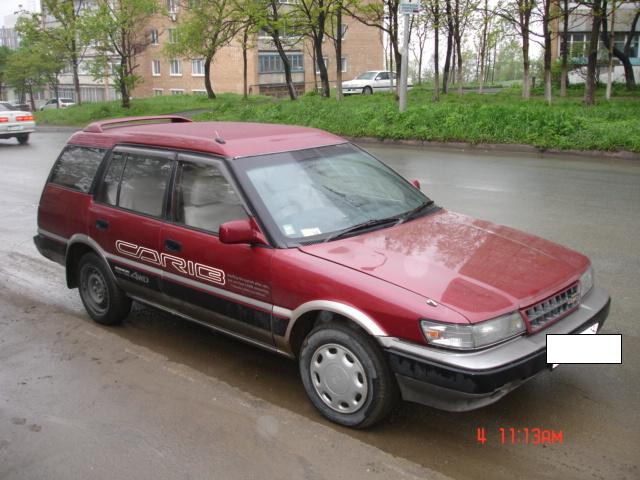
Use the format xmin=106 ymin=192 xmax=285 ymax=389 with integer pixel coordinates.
xmin=399 ymin=13 xmax=410 ymax=113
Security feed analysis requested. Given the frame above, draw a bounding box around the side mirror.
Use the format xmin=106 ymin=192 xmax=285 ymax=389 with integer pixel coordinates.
xmin=219 ymin=218 xmax=267 ymax=246
xmin=411 ymin=179 xmax=421 ymax=190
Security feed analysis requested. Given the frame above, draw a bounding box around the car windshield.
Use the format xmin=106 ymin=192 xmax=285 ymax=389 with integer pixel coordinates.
xmin=355 ymin=72 xmax=377 ymax=80
xmin=235 ymin=144 xmax=431 ymax=245
xmin=0 ymin=104 xmax=10 ymax=111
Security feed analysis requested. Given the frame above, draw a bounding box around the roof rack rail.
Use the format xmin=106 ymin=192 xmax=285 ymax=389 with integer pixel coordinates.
xmin=83 ymin=115 xmax=192 ymax=133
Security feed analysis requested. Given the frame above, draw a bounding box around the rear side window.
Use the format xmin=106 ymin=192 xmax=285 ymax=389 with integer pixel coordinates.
xmin=95 ymin=152 xmax=126 ymax=206
xmin=49 ymin=145 xmax=106 ymax=193
xmin=118 ymin=153 xmax=173 ymax=217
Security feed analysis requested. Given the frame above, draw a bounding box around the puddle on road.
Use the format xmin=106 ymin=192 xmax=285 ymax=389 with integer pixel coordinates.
xmin=110 ymin=303 xmax=629 ymax=480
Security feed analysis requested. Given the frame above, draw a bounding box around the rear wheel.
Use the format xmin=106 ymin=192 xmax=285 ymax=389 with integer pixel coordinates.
xmin=362 ymin=86 xmax=373 ymax=95
xmin=77 ymin=252 xmax=131 ymax=325
xmin=16 ymin=134 xmax=29 ymax=145
xmin=299 ymin=322 xmax=398 ymax=428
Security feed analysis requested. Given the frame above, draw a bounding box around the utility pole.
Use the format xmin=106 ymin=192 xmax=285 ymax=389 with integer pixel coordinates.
xmin=398 ymin=0 xmax=420 ymax=113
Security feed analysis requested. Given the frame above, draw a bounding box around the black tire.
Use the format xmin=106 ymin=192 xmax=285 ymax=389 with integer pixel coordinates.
xmin=362 ymin=86 xmax=373 ymax=95
xmin=299 ymin=322 xmax=398 ymax=428
xmin=77 ymin=252 xmax=131 ymax=325
xmin=16 ymin=134 xmax=29 ymax=145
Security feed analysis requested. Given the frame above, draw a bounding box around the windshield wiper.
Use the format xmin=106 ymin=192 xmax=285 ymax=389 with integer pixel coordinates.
xmin=401 ymin=200 xmax=436 ymax=223
xmin=324 ymin=217 xmax=401 ymax=243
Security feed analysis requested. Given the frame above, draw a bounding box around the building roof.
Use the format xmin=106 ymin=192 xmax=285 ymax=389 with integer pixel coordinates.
xmin=69 ymin=117 xmax=346 ymax=158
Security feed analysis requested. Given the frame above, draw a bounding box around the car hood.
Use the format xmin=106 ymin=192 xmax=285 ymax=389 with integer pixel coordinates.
xmin=299 ymin=210 xmax=589 ymax=322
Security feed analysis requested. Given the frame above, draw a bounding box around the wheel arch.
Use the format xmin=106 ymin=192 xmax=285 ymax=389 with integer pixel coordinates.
xmin=285 ymin=301 xmax=387 ymax=358
xmin=65 ymin=235 xmax=114 ymax=288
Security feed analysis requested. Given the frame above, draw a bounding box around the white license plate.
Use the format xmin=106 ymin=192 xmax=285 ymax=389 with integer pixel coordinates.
xmin=7 ymin=125 xmax=23 ymax=131
xmin=580 ymin=323 xmax=599 ymax=335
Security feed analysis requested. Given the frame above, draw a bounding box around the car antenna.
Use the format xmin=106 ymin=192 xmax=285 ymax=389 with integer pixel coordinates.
xmin=214 ymin=130 xmax=226 ymax=144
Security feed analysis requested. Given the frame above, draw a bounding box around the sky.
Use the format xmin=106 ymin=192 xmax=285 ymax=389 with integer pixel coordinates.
xmin=1 ymin=0 xmax=39 ymax=22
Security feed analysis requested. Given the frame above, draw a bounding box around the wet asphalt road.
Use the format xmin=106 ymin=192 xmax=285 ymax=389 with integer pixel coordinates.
xmin=1 ymin=132 xmax=639 ymax=480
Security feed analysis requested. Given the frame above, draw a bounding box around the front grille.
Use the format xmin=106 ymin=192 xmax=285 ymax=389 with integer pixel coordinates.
xmin=523 ymin=284 xmax=580 ymax=331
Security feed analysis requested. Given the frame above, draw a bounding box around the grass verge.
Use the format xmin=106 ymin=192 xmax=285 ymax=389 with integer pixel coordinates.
xmin=36 ymin=85 xmax=640 ymax=152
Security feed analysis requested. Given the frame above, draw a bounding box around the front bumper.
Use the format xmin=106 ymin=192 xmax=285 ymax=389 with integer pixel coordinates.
xmin=379 ymin=287 xmax=611 ymax=412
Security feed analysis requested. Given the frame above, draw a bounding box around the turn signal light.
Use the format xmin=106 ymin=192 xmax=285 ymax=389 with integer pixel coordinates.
xmin=16 ymin=115 xmax=34 ymax=121
xmin=0 ymin=117 xmax=8 ymax=123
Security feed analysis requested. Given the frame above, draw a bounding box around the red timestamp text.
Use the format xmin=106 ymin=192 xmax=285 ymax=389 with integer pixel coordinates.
xmin=476 ymin=427 xmax=564 ymax=446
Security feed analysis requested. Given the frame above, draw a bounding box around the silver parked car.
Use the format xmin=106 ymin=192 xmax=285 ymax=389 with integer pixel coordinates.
xmin=0 ymin=103 xmax=36 ymax=144
xmin=342 ymin=70 xmax=412 ymax=95
xmin=40 ymin=98 xmax=75 ymax=111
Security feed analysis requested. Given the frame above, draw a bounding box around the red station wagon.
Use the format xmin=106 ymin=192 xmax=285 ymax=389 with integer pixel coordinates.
xmin=35 ymin=116 xmax=611 ymax=427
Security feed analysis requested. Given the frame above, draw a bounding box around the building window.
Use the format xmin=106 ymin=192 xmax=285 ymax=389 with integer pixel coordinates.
xmin=258 ymin=53 xmax=304 ymax=73
xmin=152 ymin=59 xmax=161 ymax=76
xmin=340 ymin=24 xmax=347 ymax=40
xmin=166 ymin=0 xmax=177 ymax=13
xmin=170 ymin=59 xmax=182 ymax=76
xmin=170 ymin=89 xmax=184 ymax=95
xmin=614 ymin=33 xmax=639 ymax=58
xmin=316 ymin=57 xmax=328 ymax=74
xmin=154 ymin=89 xmax=163 ymax=96
xmin=150 ymin=29 xmax=159 ymax=45
xmin=168 ymin=28 xmax=178 ymax=43
xmin=341 ymin=57 xmax=347 ymax=73
xmin=192 ymin=89 xmax=207 ymax=95
xmin=192 ymin=58 xmax=205 ymax=76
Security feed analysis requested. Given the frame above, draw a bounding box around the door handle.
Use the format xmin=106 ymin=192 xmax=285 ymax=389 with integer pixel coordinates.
xmin=96 ymin=219 xmax=109 ymax=231
xmin=164 ymin=239 xmax=182 ymax=252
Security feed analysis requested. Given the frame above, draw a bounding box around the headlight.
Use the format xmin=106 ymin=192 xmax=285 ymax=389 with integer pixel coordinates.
xmin=579 ymin=266 xmax=594 ymax=298
xmin=421 ymin=312 xmax=526 ymax=350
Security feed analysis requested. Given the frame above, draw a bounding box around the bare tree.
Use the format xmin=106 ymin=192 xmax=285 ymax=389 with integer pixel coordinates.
xmin=600 ymin=0 xmax=638 ymax=90
xmin=443 ymin=0 xmax=454 ymax=92
xmin=584 ymin=0 xmax=603 ymax=105
xmin=477 ymin=0 xmax=490 ymax=92
xmin=540 ymin=0 xmax=553 ymax=103
xmin=451 ymin=0 xmax=476 ymax=94
xmin=496 ymin=0 xmax=536 ymax=99
xmin=411 ymin=11 xmax=430 ymax=84
xmin=348 ymin=0 xmax=402 ymax=94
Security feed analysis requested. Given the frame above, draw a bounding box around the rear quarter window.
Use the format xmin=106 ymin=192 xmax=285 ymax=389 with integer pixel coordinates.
xmin=49 ymin=145 xmax=106 ymax=193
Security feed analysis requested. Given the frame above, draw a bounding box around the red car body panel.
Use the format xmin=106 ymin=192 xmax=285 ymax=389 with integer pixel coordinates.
xmin=39 ymin=185 xmax=92 ymax=239
xmin=299 ymin=210 xmax=590 ymax=323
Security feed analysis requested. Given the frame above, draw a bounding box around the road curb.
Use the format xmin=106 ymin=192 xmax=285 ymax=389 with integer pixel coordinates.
xmin=36 ymin=125 xmax=80 ymax=133
xmin=349 ymin=137 xmax=640 ymax=160
xmin=34 ymin=125 xmax=640 ymax=160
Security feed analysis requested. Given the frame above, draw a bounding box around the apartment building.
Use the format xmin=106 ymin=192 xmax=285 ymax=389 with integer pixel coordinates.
xmin=133 ymin=2 xmax=384 ymax=98
xmin=0 ymin=26 xmax=19 ymax=49
xmin=550 ymin=1 xmax=640 ymax=84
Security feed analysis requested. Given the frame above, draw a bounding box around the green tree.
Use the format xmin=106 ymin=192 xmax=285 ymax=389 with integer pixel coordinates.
xmin=244 ymin=0 xmax=300 ymax=100
xmin=165 ymin=0 xmax=241 ymax=100
xmin=0 ymin=46 xmax=12 ymax=100
xmin=83 ymin=0 xmax=159 ymax=108
xmin=6 ymin=43 xmax=64 ymax=110
xmin=293 ymin=0 xmax=335 ymax=97
xmin=17 ymin=1 xmax=88 ymax=104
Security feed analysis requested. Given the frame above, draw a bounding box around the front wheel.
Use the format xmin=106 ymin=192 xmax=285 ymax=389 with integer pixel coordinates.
xmin=77 ymin=252 xmax=131 ymax=325
xmin=16 ymin=134 xmax=29 ymax=145
xmin=299 ymin=322 xmax=398 ymax=428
